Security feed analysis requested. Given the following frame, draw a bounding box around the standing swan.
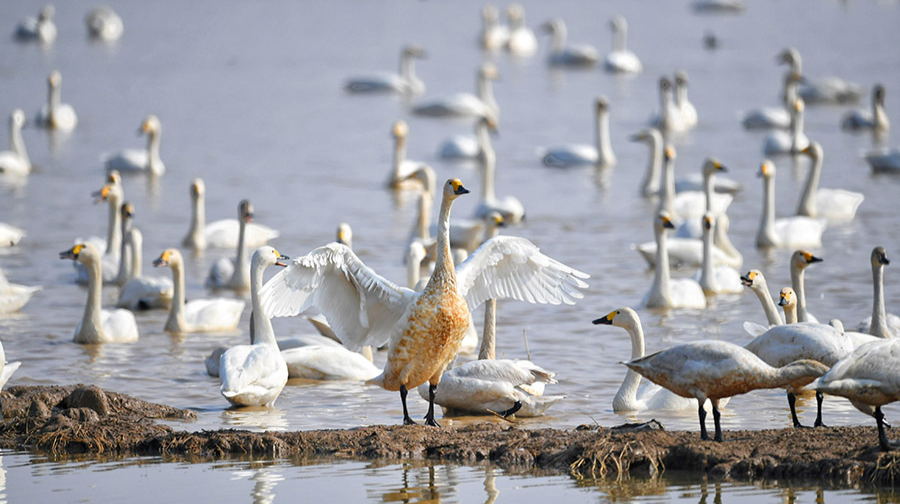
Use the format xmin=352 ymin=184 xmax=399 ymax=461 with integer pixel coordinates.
xmin=604 ymin=16 xmax=641 ymax=74
xmin=857 ymin=247 xmax=900 ymax=338
xmin=755 ymin=160 xmax=826 ymax=249
xmin=540 ymin=18 xmax=598 ymax=67
xmin=59 ymin=244 xmax=139 ymax=344
xmin=625 ymin=339 xmax=829 ymax=441
xmin=104 ymin=115 xmax=165 ymax=176
xmin=219 ymin=247 xmax=290 ymax=407
xmin=0 ymin=110 xmax=31 ymax=176
xmin=154 ymin=248 xmax=245 ymax=333
xmin=260 ymin=179 xmax=588 ymax=426
xmin=15 ymin=5 xmax=56 ymax=44
xmin=207 ymin=200 xmax=256 ymax=291
xmin=36 ymin=71 xmax=77 ymax=131
xmin=642 ymin=212 xmax=707 ymax=309
xmin=182 ymin=179 xmax=279 ymax=251
xmin=541 ymin=96 xmax=615 ymax=168
xmin=797 ymin=142 xmax=865 ymax=222
xmin=344 ymin=45 xmax=426 ymax=95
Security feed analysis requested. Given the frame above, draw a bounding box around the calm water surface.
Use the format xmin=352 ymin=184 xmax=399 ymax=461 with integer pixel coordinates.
xmin=1 ymin=0 xmax=900 ymax=500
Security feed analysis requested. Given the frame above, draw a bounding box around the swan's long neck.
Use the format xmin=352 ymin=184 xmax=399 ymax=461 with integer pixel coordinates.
xmin=782 ymin=301 xmax=798 ymax=324
xmin=613 ymin=24 xmax=626 ymax=52
xmin=659 ymin=87 xmax=670 ymax=127
xmin=765 ymin=360 xmax=828 ymax=391
xmin=476 ymin=120 xmax=491 ymax=155
xmin=479 ymin=299 xmax=496 ymax=360
xmin=77 ymin=255 xmax=105 ymax=342
xmin=703 ymin=169 xmax=715 ymax=213
xmin=430 ymin=193 xmax=457 ymax=285
xmin=106 ymin=195 xmax=122 ymax=258
xmin=166 ymin=261 xmax=187 ymax=332
xmin=699 ymin=223 xmax=714 ymax=293
xmin=11 ymin=119 xmax=29 ymax=167
xmin=412 ymin=189 xmax=433 ymax=241
xmin=48 ymin=81 xmax=60 ymax=119
xmin=657 ymin=158 xmax=675 ymax=216
xmin=392 ymin=135 xmax=407 ymax=180
xmin=796 ymin=153 xmax=821 ymax=217
xmin=147 ymin=129 xmax=162 ymax=172
xmin=791 ymin=266 xmax=811 ymax=323
xmin=676 ymin=84 xmax=688 ymax=109
xmin=874 ymin=95 xmax=889 ymax=131
xmin=232 ymin=217 xmax=250 ymax=289
xmin=130 ymin=229 xmax=143 ymax=278
xmin=613 ymin=321 xmax=646 ymax=411
xmin=406 ymin=252 xmax=421 ymax=289
xmin=790 ymin=106 xmax=805 ymax=153
xmin=115 ymin=219 xmax=132 ymax=286
xmin=549 ymin=24 xmax=565 ymax=52
xmin=640 ymin=134 xmax=662 ymax=197
xmin=595 ymin=108 xmax=614 ymax=166
xmin=251 ymin=260 xmax=277 ymax=347
xmin=648 ymin=225 xmax=672 ymax=307
xmin=758 ymin=175 xmax=778 ymax=247
xmin=400 ymin=53 xmax=416 ymax=83
xmin=187 ymin=193 xmax=206 ymax=248
xmin=477 ymin=73 xmax=497 ymax=116
xmin=753 ymin=281 xmax=783 ymax=325
xmin=782 ymin=75 xmax=798 ymax=108
xmin=481 ymin=148 xmax=497 ymax=203
xmin=871 ymin=262 xmax=889 ymax=338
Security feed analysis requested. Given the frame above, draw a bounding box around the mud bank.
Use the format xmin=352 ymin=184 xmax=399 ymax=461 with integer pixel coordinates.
xmin=2 ymin=385 xmax=899 ymax=486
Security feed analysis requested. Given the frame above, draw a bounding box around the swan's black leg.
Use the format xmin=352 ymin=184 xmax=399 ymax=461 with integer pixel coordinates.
xmin=788 ymin=392 xmax=809 ymax=428
xmin=813 ymin=391 xmax=827 ymax=427
xmin=712 ymin=401 xmax=723 ymax=442
xmin=400 ymin=385 xmax=417 ymax=425
xmin=424 ymin=383 xmax=440 ymax=427
xmin=876 ymin=406 xmax=897 ymax=451
xmin=500 ymin=401 xmax=523 ymax=417
xmin=699 ymin=401 xmax=709 ymax=441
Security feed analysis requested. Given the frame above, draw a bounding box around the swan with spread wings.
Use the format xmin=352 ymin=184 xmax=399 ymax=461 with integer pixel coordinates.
xmin=260 ymin=178 xmax=589 ymax=426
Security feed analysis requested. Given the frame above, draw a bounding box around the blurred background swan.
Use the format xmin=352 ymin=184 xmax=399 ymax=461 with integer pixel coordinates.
xmin=742 ymin=72 xmax=800 ymax=130
xmin=344 ymin=45 xmax=426 ymax=95
xmin=103 ymin=115 xmax=165 ymax=176
xmin=778 ymin=47 xmax=862 ymax=104
xmin=412 ymin=63 xmax=499 ymax=123
xmin=842 ymin=84 xmax=889 ymax=133
xmin=503 ymin=4 xmax=537 ymax=56
xmin=0 ymin=267 xmax=41 ymax=315
xmin=36 ymin=71 xmax=78 ymax=131
xmin=865 ymin=148 xmax=900 ymax=174
xmin=85 ymin=6 xmax=123 ymax=42
xmin=14 ymin=5 xmax=56 ymax=44
xmin=541 ymin=96 xmax=615 ymax=168
xmin=604 ymin=16 xmax=641 ymax=74
xmin=0 ymin=110 xmax=31 ymax=177
xmin=479 ymin=4 xmax=509 ymax=51
xmin=540 ymin=18 xmax=598 ymax=67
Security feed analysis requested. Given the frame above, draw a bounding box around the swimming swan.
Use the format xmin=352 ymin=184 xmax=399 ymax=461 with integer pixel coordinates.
xmin=207 ymin=200 xmax=258 ymax=291
xmin=104 ymin=115 xmax=165 ymax=176
xmin=0 ymin=267 xmax=41 ymax=314
xmin=778 ymin=48 xmax=862 ymax=105
xmin=260 ymin=179 xmax=588 ymax=426
xmin=344 ymin=45 xmax=426 ymax=95
xmin=650 ymin=78 xmax=687 ymax=133
xmin=857 ymin=247 xmax=900 ymax=338
xmin=504 ymin=4 xmax=537 ymax=56
xmin=755 ymin=160 xmax=826 ymax=249
xmin=540 ymin=18 xmax=598 ymax=67
xmin=842 ymin=84 xmax=889 ymax=132
xmin=542 ymin=96 xmax=615 ymax=168
xmin=182 ymin=179 xmax=279 ymax=251
xmin=0 ymin=223 xmax=25 ymax=247
xmin=154 ymin=248 xmax=245 ymax=333
xmin=797 ymin=142 xmax=864 ymax=222
xmin=473 ymin=135 xmax=524 ymax=224
xmin=694 ymin=213 xmax=743 ymax=295
xmin=219 ymin=247 xmax=290 ymax=407
xmin=674 ymin=72 xmax=698 ymax=128
xmin=413 ymin=63 xmax=500 ymax=123
xmin=387 ymin=120 xmax=431 ymax=189
xmin=115 ymin=206 xmax=173 ymax=310
xmin=437 ymin=115 xmax=495 ymax=161
xmin=15 ymin=5 xmax=56 ymax=44
xmin=763 ymin=98 xmax=809 ymax=156
xmin=1 ymin=340 xmax=22 ymax=389
xmin=742 ymin=72 xmax=800 ymax=130
xmin=75 ymin=183 xmax=124 ymax=285
xmin=59 ymin=244 xmax=139 ymax=344
xmin=480 ymin=5 xmax=509 ymax=51
xmin=865 ymin=148 xmax=900 ymax=174
xmin=85 ymin=6 xmax=123 ymax=42
xmin=642 ymin=212 xmax=707 ymax=309
xmin=0 ymin=110 xmax=32 ymax=176
xmin=36 ymin=71 xmax=77 ymax=131
xmin=604 ymin=16 xmax=641 ymax=74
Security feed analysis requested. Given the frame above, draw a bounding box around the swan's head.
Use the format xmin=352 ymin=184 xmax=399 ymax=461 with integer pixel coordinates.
xmin=758 ymin=160 xmax=775 ymax=179
xmin=392 ymin=120 xmax=408 ymax=140
xmin=659 ymin=77 xmax=672 ymax=91
xmin=595 ymin=96 xmax=609 ymax=112
xmin=505 ymin=4 xmax=525 ymax=23
xmin=106 ymin=170 xmax=121 ymax=187
xmin=777 ymin=48 xmax=800 ymax=66
xmin=407 ymin=241 xmax=427 ymax=266
xmin=674 ymin=71 xmax=689 ymax=87
xmin=629 ymin=128 xmax=661 ymax=144
xmin=874 ymin=84 xmax=886 ymax=104
xmin=10 ymin=109 xmax=26 ymax=127
xmin=139 ymin=115 xmax=161 ymax=136
xmin=872 ymin=246 xmax=890 ymax=267
xmin=656 ymin=211 xmax=676 ymax=232
xmin=592 ymin=307 xmax=639 ymax=330
xmin=609 ymin=15 xmax=627 ymax=32
xmin=39 ymin=5 xmax=55 ymax=21
xmin=479 ymin=114 xmax=499 ymax=133
xmin=740 ymin=269 xmax=764 ymax=288
xmin=479 ymin=62 xmax=499 ymax=80
xmin=540 ymin=19 xmax=562 ymax=34
xmin=444 ymin=178 xmax=470 ymax=200
xmin=482 ymin=4 xmax=499 ymax=22
xmin=792 ymin=250 xmax=823 ymax=270
xmin=487 ymin=211 xmax=505 ymax=229
xmin=778 ymin=287 xmax=796 ymax=308
xmin=702 ymin=158 xmax=726 ymax=175
xmin=403 ymin=45 xmax=426 ymax=59
xmin=702 ymin=212 xmax=715 ymax=234
xmin=190 ymin=178 xmax=205 ymax=199
xmin=153 ymin=248 xmax=182 ymax=268
xmin=336 ymin=222 xmax=353 ymax=247
xmin=59 ymin=243 xmax=98 ymax=263
xmin=48 ymin=70 xmax=62 ymax=88
xmin=406 ymin=165 xmax=436 ymax=194
xmin=254 ymin=246 xmax=289 ymax=269
xmin=663 ymin=145 xmax=676 ymax=163
xmin=238 ymin=200 xmax=254 ymax=223
xmin=92 ymin=183 xmax=122 ymax=204
xmin=799 ymin=141 xmax=821 ymax=159
xmin=793 ymin=98 xmax=805 ymax=114
xmin=121 ymin=201 xmax=135 ymax=221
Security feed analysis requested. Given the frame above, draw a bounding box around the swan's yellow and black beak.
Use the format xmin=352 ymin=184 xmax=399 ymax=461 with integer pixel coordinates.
xmin=153 ymin=250 xmax=172 ymax=267
xmin=59 ymin=244 xmax=83 ymax=260
xmin=661 ymin=215 xmax=675 ymax=230
xmin=740 ymin=271 xmax=756 ymax=287
xmin=592 ymin=310 xmax=617 ymax=325
xmin=778 ymin=291 xmax=791 ymax=307
xmin=493 ymin=214 xmax=506 ymax=228
xmin=92 ymin=184 xmax=111 ymax=203
xmin=664 ymin=146 xmax=676 ymax=162
xmin=274 ymin=249 xmax=289 ymax=267
xmin=879 ymin=250 xmax=891 ymax=265
xmin=450 ymin=179 xmax=469 ymax=195
xmin=758 ymin=160 xmax=773 ymax=178
xmin=703 ymin=216 xmax=713 ymax=230
xmin=801 ymin=251 xmax=823 ymax=264
xmin=122 ymin=202 xmax=134 ymax=219
xmin=712 ymin=160 xmax=727 ymax=173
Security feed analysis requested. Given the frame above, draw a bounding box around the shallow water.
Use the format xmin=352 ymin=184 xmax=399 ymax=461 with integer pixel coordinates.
xmin=1 ymin=0 xmax=900 ymax=460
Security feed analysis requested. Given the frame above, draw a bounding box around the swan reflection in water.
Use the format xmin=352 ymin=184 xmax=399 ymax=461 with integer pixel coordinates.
xmin=369 ymin=462 xmax=500 ymax=504
xmin=230 ymin=465 xmax=284 ymax=504
xmin=221 ymin=406 xmax=287 ymax=431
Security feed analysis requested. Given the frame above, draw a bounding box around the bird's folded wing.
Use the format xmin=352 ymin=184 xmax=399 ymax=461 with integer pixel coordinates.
xmin=455 ymin=236 xmax=589 ymax=310
xmin=260 ymin=243 xmax=415 ymax=350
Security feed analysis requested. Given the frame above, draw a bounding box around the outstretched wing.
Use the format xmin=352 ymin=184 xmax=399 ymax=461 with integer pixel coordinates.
xmin=455 ymin=236 xmax=589 ymax=310
xmin=260 ymin=243 xmax=416 ymax=350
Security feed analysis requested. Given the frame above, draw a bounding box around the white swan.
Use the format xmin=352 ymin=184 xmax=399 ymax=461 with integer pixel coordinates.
xmin=604 ymin=16 xmax=641 ymax=74
xmin=692 ymin=0 xmax=746 ymax=12
xmin=625 ymin=339 xmax=828 ymax=441
xmin=207 ymin=200 xmax=255 ymax=291
xmin=219 ymin=247 xmax=290 ymax=407
xmin=631 ymin=128 xmax=663 ymax=197
xmin=742 ymin=72 xmax=800 ymax=130
xmin=103 ymin=115 xmax=165 ymax=176
xmin=75 ymin=183 xmax=124 ymax=285
xmin=740 ymin=270 xmax=783 ymax=326
xmin=386 ymin=120 xmax=430 ymax=189
xmin=344 ymin=45 xmax=426 ymax=95
xmin=540 ymin=18 xmax=598 ymax=67
xmin=0 ymin=267 xmax=41 ymax=314
xmin=0 ymin=223 xmax=24 ymax=247
xmin=865 ymin=148 xmax=900 ymax=174
xmin=817 ymin=338 xmax=900 ymax=451
xmin=674 ymin=72 xmax=698 ymax=128
xmin=0 ymin=110 xmax=31 ymax=176
xmin=0 ymin=339 xmax=21 ymax=389
xmin=115 ymin=209 xmax=173 ymax=310
xmin=438 ymin=115 xmax=495 ymax=161
xmin=154 ymin=248 xmax=245 ymax=333
xmin=182 ymin=178 xmax=280 ymax=251
xmin=542 ymin=96 xmax=615 ymax=168
xmin=503 ymin=4 xmax=537 ymax=56
xmin=85 ymin=6 xmax=123 ymax=42
xmin=694 ymin=213 xmax=743 ymax=295
xmin=857 ymin=247 xmax=900 ymax=338
xmin=594 ymin=308 xmax=728 ymax=412
xmin=36 ymin=71 xmax=77 ymax=131
xmin=480 ymin=5 xmax=509 ymax=50
xmin=790 ymin=249 xmax=822 ymax=324
xmin=842 ymin=84 xmax=889 ymax=132
xmin=634 ymin=237 xmax=739 ymax=270
xmin=14 ymin=5 xmax=56 ymax=44
xmin=59 ymin=244 xmax=139 ymax=344
xmin=413 ymin=63 xmax=500 ymax=123
xmin=260 ymin=178 xmax=588 ymax=426
xmin=763 ymin=98 xmax=809 ymax=156
xmin=650 ymin=78 xmax=687 ymax=133
xmin=642 ymin=212 xmax=707 ymax=310
xmin=755 ymin=160 xmax=826 ymax=249
xmin=797 ymin=142 xmax=864 ymax=222
xmin=655 ymin=148 xmax=732 ymax=238
xmin=473 ymin=133 xmax=524 ymax=224
xmin=779 ymin=48 xmax=863 ymax=105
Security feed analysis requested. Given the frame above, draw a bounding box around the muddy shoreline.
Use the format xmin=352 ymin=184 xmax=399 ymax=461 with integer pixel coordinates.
xmin=2 ymin=385 xmax=899 ymax=487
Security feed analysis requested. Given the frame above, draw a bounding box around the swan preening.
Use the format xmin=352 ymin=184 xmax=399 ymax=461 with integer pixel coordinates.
xmin=15 ymin=5 xmax=56 ymax=44
xmin=541 ymin=96 xmax=615 ymax=168
xmin=103 ymin=115 xmax=165 ymax=176
xmin=60 ymin=244 xmax=140 ymax=344
xmin=182 ymin=179 xmax=280 ymax=251
xmin=0 ymin=267 xmax=41 ymax=314
xmin=778 ymin=48 xmax=863 ymax=105
xmin=604 ymin=16 xmax=641 ymax=74
xmin=755 ymin=160 xmax=826 ymax=249
xmin=412 ymin=63 xmax=500 ymax=123
xmin=0 ymin=110 xmax=32 ymax=176
xmin=540 ymin=18 xmax=598 ymax=67
xmin=857 ymin=247 xmax=900 ymax=339
xmin=219 ymin=247 xmax=290 ymax=407
xmin=36 ymin=71 xmax=78 ymax=131
xmin=85 ymin=6 xmax=123 ymax=42
xmin=260 ymin=178 xmax=588 ymax=426
xmin=344 ymin=45 xmax=426 ymax=95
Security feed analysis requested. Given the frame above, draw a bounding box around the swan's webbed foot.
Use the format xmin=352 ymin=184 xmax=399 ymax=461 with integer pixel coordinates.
xmin=400 ymin=385 xmax=417 ymax=426
xmin=500 ymin=401 xmax=523 ymax=418
xmin=423 ymin=383 xmax=440 ymax=428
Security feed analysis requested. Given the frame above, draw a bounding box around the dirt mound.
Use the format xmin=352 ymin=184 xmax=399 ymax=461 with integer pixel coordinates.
xmin=3 ymin=385 xmax=900 ymax=486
